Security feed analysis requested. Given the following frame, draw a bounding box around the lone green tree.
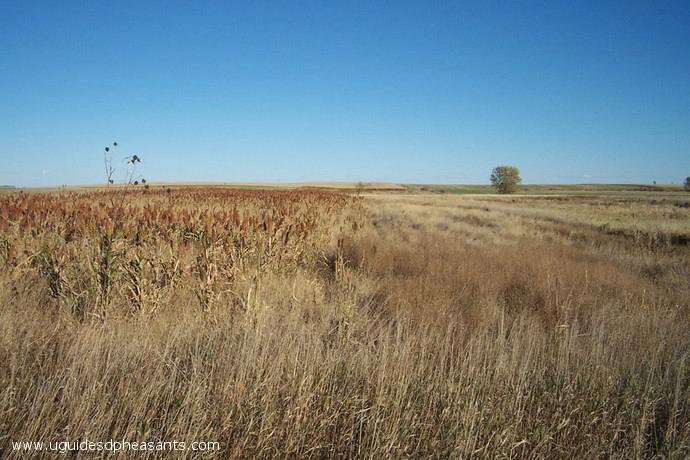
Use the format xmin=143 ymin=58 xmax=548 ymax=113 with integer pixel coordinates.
xmin=490 ymin=166 xmax=522 ymax=194
xmin=684 ymin=176 xmax=690 ymax=191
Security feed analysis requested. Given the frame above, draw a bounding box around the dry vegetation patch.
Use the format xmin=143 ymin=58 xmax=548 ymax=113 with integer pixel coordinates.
xmin=1 ymin=189 xmax=689 ymax=458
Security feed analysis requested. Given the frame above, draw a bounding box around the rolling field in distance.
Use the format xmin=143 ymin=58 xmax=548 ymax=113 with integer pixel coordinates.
xmin=1 ymin=186 xmax=689 ymax=458
xmin=404 ymin=183 xmax=688 ymax=195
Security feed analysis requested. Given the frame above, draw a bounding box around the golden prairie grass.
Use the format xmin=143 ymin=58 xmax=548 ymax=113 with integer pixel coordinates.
xmin=0 ymin=189 xmax=689 ymax=458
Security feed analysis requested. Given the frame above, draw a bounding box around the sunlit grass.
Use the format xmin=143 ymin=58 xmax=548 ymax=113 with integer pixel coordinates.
xmin=1 ymin=189 xmax=688 ymax=458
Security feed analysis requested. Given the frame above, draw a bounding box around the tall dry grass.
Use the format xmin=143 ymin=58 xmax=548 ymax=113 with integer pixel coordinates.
xmin=0 ymin=189 xmax=689 ymax=458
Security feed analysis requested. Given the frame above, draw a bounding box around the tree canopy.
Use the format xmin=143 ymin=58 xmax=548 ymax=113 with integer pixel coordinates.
xmin=490 ymin=166 xmax=522 ymax=194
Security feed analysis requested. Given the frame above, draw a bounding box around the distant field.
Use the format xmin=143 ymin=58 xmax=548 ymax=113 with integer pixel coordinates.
xmin=10 ymin=182 xmax=687 ymax=197
xmin=145 ymin=181 xmax=407 ymax=191
xmin=15 ymin=181 xmax=406 ymax=193
xmin=1 ymin=186 xmax=689 ymax=457
xmin=406 ymin=183 xmax=687 ymax=195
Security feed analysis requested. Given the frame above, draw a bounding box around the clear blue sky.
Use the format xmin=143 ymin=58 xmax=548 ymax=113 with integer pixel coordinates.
xmin=1 ymin=1 xmax=689 ymax=186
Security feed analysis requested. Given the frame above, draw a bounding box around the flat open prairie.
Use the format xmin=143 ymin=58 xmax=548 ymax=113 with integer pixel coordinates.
xmin=1 ymin=187 xmax=689 ymax=458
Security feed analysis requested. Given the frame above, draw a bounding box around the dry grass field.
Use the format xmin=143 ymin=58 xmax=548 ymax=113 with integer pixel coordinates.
xmin=1 ymin=187 xmax=689 ymax=458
